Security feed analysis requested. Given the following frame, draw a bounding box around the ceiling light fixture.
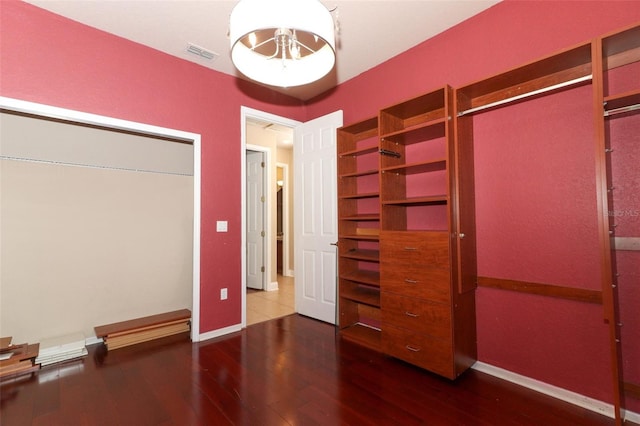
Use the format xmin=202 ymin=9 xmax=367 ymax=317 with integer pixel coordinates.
xmin=229 ymin=0 xmax=336 ymax=88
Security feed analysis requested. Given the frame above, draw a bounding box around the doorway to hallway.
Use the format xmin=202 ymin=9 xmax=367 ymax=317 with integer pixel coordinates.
xmin=246 ymin=274 xmax=295 ymax=325
xmin=243 ymin=114 xmax=296 ymax=326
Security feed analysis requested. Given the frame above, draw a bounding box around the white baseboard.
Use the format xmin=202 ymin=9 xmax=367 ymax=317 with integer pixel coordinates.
xmin=267 ymin=280 xmax=279 ymax=291
xmin=472 ymin=362 xmax=639 ymax=422
xmin=197 ymin=323 xmax=242 ymax=342
xmin=85 ymin=336 xmax=103 ymax=346
xmin=626 ymin=409 xmax=640 ymax=424
xmin=285 ymin=269 xmax=294 ymax=277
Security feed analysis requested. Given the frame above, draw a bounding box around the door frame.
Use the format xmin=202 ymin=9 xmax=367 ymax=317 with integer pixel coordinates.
xmin=240 ymin=106 xmax=300 ymax=327
xmin=245 ymin=146 xmax=269 ymax=291
xmin=276 ymin=162 xmax=291 ymax=277
xmin=0 ymin=96 xmax=202 ymax=341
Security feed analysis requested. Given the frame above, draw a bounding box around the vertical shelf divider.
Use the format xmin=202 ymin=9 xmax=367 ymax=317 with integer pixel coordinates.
xmin=595 ymin=22 xmax=640 ymax=425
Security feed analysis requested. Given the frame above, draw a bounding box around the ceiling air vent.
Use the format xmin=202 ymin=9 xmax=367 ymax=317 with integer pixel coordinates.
xmin=186 ymin=43 xmax=218 ymax=61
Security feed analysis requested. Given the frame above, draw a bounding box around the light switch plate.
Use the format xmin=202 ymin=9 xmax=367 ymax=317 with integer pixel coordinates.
xmin=216 ymin=220 xmax=228 ymax=232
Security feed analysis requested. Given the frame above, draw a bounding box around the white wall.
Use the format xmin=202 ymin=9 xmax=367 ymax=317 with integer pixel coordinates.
xmin=0 ymin=111 xmax=193 ymax=343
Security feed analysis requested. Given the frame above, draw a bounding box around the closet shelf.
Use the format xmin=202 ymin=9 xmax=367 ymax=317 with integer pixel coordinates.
xmin=340 ymin=270 xmax=380 ymax=287
xmin=339 ymin=168 xmax=379 ymax=178
xmin=340 ymin=285 xmax=381 ymax=307
xmin=457 ymin=42 xmax=592 ymax=115
xmin=340 ymin=249 xmax=380 ymax=262
xmin=382 ymin=159 xmax=447 ymax=175
xmin=339 ymin=145 xmax=378 ymax=157
xmin=339 ymin=234 xmax=380 ymax=241
xmin=340 ymin=324 xmax=381 ymax=350
xmin=339 ymin=192 xmax=379 ymax=200
xmin=382 ymin=195 xmax=448 ymax=206
xmin=339 ymin=214 xmax=380 ymax=221
xmin=380 ymin=119 xmax=446 ymax=145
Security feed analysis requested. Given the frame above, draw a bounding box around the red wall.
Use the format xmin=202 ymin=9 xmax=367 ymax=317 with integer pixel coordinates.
xmin=0 ymin=0 xmax=306 ymax=333
xmin=305 ymin=0 xmax=640 ymax=407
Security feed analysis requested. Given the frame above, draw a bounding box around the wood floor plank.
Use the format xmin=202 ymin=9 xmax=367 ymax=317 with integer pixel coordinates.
xmin=345 ymin=365 xmax=488 ymax=425
xmin=31 ymin=378 xmax=60 ymax=420
xmin=0 ymin=315 xmax=623 ymax=426
xmin=0 ymin=375 xmax=37 ymax=425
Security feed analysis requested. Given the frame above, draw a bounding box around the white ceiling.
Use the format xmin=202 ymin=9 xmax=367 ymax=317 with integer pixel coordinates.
xmin=24 ymin=0 xmax=500 ymax=101
xmin=247 ymin=117 xmax=295 ymax=149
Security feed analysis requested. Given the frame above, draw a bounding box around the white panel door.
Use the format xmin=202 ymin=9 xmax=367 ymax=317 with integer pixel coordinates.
xmin=294 ymin=111 xmax=343 ymax=324
xmin=246 ymin=150 xmax=265 ymax=290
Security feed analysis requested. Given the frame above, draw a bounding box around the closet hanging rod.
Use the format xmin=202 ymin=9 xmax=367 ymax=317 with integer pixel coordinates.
xmin=457 ymin=75 xmax=593 ymax=117
xmin=604 ymin=103 xmax=640 ymax=117
xmin=0 ymin=155 xmax=193 ymax=176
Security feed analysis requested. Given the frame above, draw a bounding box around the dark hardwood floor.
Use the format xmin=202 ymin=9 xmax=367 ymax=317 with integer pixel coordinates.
xmin=0 ymin=314 xmax=620 ymax=425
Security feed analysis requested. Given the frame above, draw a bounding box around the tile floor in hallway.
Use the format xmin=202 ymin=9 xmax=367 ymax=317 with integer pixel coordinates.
xmin=246 ymin=275 xmax=295 ymax=326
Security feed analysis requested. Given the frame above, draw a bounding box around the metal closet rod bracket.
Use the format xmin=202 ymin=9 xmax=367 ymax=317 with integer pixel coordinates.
xmin=379 ymin=149 xmax=401 ymax=158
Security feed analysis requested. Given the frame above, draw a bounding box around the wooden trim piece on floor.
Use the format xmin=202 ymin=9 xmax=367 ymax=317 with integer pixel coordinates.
xmin=477 ymin=276 xmax=603 ymax=304
xmin=94 ymin=309 xmax=191 ymax=338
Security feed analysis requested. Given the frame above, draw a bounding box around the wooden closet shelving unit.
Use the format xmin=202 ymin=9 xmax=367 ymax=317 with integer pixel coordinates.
xmin=378 ymin=86 xmax=477 ymax=380
xmin=455 ymin=42 xmax=593 ymax=116
xmin=337 ymin=86 xmax=477 ymax=379
xmin=454 ymin=41 xmax=594 ymax=300
xmin=593 ymin=22 xmax=640 ymax=425
xmin=336 ymin=24 xmax=639 ymax=419
xmin=336 ymin=117 xmax=382 ymax=350
xmin=454 ymin=22 xmax=639 ymax=424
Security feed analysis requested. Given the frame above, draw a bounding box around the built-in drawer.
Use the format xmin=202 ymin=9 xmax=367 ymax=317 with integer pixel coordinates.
xmin=382 ymin=325 xmax=454 ymax=378
xmin=380 ymin=264 xmax=451 ymax=303
xmin=381 ymin=292 xmax=451 ymax=339
xmin=380 ymin=231 xmax=449 ymax=270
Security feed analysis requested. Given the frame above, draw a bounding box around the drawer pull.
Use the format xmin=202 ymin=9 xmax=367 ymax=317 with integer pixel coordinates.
xmin=404 ymin=279 xmax=418 ymax=284
xmin=405 ymin=311 xmax=419 ymax=318
xmin=403 ymin=247 xmax=418 ymax=251
xmin=406 ymin=345 xmax=421 ymax=352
